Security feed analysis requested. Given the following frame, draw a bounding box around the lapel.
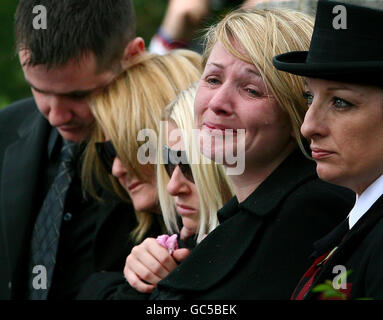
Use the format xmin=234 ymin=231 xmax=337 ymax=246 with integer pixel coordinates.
xmin=0 ymin=107 xmax=50 ymax=272
xmin=92 ymin=187 xmax=125 ymax=246
xmin=158 ymin=209 xmax=263 ymax=291
xmin=92 ymin=190 xmax=138 ymax=270
xmin=238 ymin=148 xmax=316 ymax=217
xmin=309 ymin=218 xmax=350 ymax=260
xmin=92 ymin=200 xmax=119 ymax=269
xmin=310 ymin=195 xmax=383 ymax=296
xmin=158 ymin=149 xmax=317 ymax=292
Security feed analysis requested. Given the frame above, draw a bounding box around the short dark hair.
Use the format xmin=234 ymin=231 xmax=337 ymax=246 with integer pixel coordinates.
xmin=15 ymin=0 xmax=136 ymax=71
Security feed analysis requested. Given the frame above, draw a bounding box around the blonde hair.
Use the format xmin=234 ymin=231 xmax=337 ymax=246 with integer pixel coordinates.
xmin=82 ymin=50 xmax=203 ymax=242
xmin=202 ymin=8 xmax=314 ymax=156
xmin=157 ymin=83 xmax=234 ymax=243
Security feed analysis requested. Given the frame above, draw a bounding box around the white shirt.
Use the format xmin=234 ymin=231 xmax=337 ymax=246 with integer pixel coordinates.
xmin=348 ymin=174 xmax=383 ymax=230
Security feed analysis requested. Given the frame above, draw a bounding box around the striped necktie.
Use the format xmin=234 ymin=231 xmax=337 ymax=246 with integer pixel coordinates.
xmin=27 ymin=140 xmax=77 ymax=300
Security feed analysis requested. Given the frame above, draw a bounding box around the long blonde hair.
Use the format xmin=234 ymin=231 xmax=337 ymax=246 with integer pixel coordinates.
xmin=202 ymin=8 xmax=314 ymax=157
xmin=157 ymin=84 xmax=234 ymax=243
xmin=82 ymin=50 xmax=203 ymax=242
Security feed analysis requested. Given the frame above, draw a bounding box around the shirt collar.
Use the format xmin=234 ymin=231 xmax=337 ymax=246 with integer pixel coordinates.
xmin=348 ymin=174 xmax=383 ymax=229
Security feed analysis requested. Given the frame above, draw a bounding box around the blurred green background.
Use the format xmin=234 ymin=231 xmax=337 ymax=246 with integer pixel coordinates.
xmin=0 ymin=0 xmax=237 ymax=110
xmin=0 ymin=0 xmax=168 ymax=109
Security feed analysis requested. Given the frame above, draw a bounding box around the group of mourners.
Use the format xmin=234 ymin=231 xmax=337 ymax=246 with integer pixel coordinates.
xmin=1 ymin=0 xmax=382 ymax=300
xmin=80 ymin=0 xmax=383 ymax=300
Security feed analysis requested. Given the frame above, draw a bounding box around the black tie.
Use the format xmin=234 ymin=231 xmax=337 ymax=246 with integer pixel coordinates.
xmin=27 ymin=140 xmax=77 ymax=300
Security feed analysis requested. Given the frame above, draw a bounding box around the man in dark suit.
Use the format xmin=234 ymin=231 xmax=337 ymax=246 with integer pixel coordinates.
xmin=0 ymin=0 xmax=149 ymax=300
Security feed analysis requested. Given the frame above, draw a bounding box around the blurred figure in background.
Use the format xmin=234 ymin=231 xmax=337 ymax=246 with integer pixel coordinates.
xmin=148 ymin=0 xmax=383 ymax=56
xmin=148 ymin=0 xmax=285 ymax=55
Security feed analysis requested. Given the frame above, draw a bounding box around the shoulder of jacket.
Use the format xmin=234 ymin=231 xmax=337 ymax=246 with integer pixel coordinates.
xmin=293 ymin=176 xmax=354 ymax=202
xmin=0 ymin=97 xmax=38 ymax=123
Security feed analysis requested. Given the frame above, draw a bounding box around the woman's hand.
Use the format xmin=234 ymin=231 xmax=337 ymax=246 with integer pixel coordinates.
xmin=123 ymin=237 xmax=190 ymax=293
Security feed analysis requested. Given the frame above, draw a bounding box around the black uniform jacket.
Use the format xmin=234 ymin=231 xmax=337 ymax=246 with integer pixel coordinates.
xmin=0 ymin=98 xmax=161 ymax=299
xmin=294 ymin=194 xmax=383 ymax=300
xmin=149 ymin=149 xmax=354 ymax=300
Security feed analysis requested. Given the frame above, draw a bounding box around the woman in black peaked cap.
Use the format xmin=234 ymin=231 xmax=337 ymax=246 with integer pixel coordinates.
xmin=274 ymin=0 xmax=383 ymax=300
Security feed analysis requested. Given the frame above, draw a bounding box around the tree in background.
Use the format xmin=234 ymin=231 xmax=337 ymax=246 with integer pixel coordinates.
xmin=0 ymin=1 xmax=30 ymax=108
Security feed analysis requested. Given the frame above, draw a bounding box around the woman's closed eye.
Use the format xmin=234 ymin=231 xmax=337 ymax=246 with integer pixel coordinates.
xmin=245 ymin=87 xmax=262 ymax=98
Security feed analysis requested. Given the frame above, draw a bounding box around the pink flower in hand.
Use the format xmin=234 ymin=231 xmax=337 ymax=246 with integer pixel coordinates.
xmin=156 ymin=234 xmax=178 ymax=254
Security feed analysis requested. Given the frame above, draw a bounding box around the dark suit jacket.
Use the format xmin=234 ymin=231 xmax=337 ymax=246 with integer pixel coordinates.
xmin=149 ymin=149 xmax=354 ymax=300
xmin=0 ymin=98 xmax=161 ymax=299
xmin=299 ymin=194 xmax=383 ymax=300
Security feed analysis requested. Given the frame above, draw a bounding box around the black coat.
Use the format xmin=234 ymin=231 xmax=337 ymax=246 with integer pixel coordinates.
xmin=150 ymin=149 xmax=355 ymax=300
xmin=296 ymin=194 xmax=383 ymax=300
xmin=0 ymin=98 xmax=162 ymax=299
xmin=76 ymin=233 xmax=196 ymax=300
